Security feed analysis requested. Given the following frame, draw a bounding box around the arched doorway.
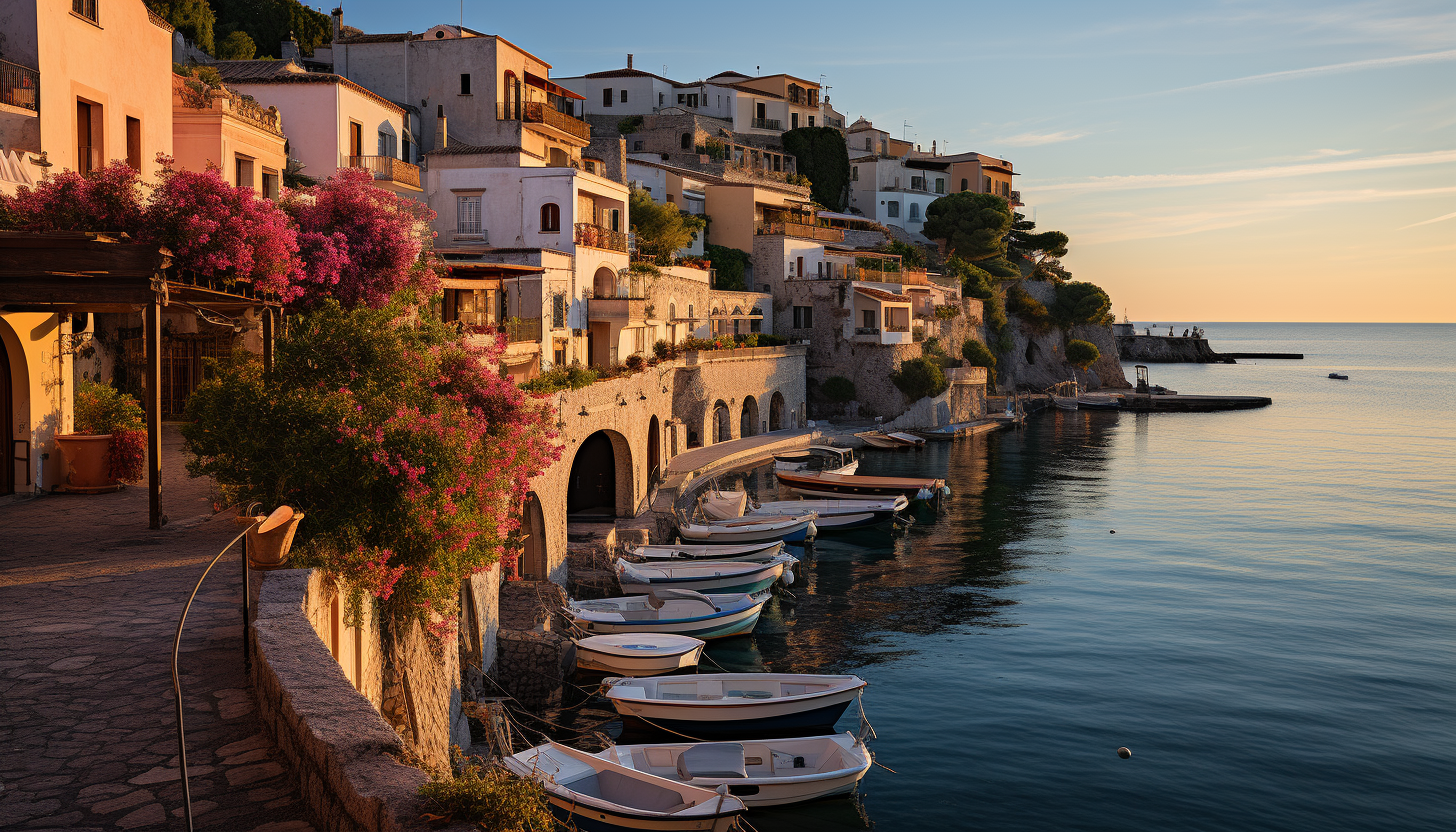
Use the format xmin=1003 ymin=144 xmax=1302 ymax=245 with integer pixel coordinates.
xmin=647 ymin=416 xmax=661 ymax=485
xmin=568 ymin=432 xmax=617 ymax=516
xmin=519 ymin=492 xmax=548 ymax=580
xmin=740 ymin=396 xmax=758 ymax=438
xmin=712 ymin=400 xmax=731 ymax=444
xmin=593 ymin=266 xmax=617 ymax=297
xmin=1 ymin=331 xmax=14 ymax=495
xmin=769 ymin=391 xmax=785 ymax=431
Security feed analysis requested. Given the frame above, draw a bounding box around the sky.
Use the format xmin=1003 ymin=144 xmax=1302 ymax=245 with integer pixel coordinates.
xmin=333 ymin=0 xmax=1455 ymax=322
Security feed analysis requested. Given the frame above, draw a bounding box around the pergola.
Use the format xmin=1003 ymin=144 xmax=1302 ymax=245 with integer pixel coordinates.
xmin=0 ymin=231 xmax=281 ymax=529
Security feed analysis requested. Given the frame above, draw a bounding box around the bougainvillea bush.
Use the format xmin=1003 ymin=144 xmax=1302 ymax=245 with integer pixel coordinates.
xmin=1 ymin=162 xmax=146 ymax=235
xmin=181 ymin=297 xmax=561 ymax=637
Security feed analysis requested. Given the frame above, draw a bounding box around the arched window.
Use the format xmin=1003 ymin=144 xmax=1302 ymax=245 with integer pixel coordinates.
xmin=682 ymin=133 xmax=693 ymax=150
xmin=961 ymin=178 xmax=968 ymax=191
xmin=540 ymin=203 xmax=560 ymax=232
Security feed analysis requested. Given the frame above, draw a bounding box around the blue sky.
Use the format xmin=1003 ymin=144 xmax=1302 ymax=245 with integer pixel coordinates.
xmin=332 ymin=1 xmax=1455 ymax=321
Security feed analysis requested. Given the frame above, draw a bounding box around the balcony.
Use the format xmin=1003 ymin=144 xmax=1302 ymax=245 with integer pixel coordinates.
xmin=1009 ymin=189 xmax=1022 ymax=204
xmin=1 ymin=58 xmax=39 ymax=113
xmin=348 ymin=155 xmax=421 ymax=189
xmin=750 ymin=117 xmax=782 ymax=131
xmin=498 ymin=101 xmax=591 ymax=141
xmin=502 ymin=317 xmax=542 ymax=343
xmin=575 ymin=222 xmax=628 ymax=253
xmin=755 ymin=221 xmax=844 ymax=243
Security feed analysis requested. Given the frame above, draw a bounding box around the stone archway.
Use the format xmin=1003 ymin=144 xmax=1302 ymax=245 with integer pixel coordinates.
xmin=712 ymin=400 xmax=731 ymax=444
xmin=740 ymin=395 xmax=759 ymax=438
xmin=769 ymin=391 xmax=785 ymax=431
xmin=520 ymin=492 xmax=548 ymax=580
xmin=647 ymin=415 xmax=661 ymax=485
xmin=567 ymin=429 xmax=634 ymax=517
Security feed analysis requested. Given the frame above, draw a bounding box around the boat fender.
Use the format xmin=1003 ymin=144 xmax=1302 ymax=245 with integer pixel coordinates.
xmin=782 ymin=569 xmax=795 ymax=587
xmin=940 ymin=485 xmax=951 ymax=497
xmin=915 ymin=488 xmax=933 ymax=501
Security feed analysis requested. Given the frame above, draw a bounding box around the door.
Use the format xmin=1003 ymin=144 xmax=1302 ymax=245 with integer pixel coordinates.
xmin=349 ymin=122 xmax=363 ymax=158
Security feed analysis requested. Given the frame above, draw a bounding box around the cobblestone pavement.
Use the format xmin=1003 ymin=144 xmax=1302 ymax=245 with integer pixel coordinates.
xmin=0 ymin=427 xmax=315 ymax=831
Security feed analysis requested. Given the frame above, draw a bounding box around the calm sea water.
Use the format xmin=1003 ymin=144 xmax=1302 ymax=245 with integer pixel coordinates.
xmin=698 ymin=323 xmax=1456 ymax=831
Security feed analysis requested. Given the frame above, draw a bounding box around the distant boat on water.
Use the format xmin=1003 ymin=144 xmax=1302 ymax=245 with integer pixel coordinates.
xmin=1329 ymin=372 xmax=1349 ymax=380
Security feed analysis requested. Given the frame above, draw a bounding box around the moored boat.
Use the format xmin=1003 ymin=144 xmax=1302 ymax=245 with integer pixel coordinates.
xmin=677 ymin=514 xmax=817 ymax=544
xmin=597 ymin=733 xmax=873 ymax=807
xmin=776 ymin=470 xmax=949 ymax=502
xmin=603 ymin=673 xmax=868 ymax=739
xmin=1329 ymin=372 xmax=1349 ymax=380
xmin=773 ymin=445 xmax=859 ymax=475
xmin=575 ymin=633 xmax=706 ymax=677
xmin=616 ymin=554 xmax=796 ymax=596
xmin=627 ymin=541 xmax=786 ymax=563
xmin=1077 ymin=393 xmax=1122 ymax=410
xmin=748 ymin=497 xmax=906 ymax=532
xmin=854 ymin=431 xmax=904 ymax=449
xmin=886 ymin=431 xmax=927 ymax=447
xmin=570 ymin=590 xmax=770 ymax=640
xmin=503 ymin=740 xmax=746 ymax=831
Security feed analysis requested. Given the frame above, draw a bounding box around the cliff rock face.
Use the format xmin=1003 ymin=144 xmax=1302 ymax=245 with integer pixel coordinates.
xmin=1116 ymin=335 xmax=1234 ymax=363
xmin=995 ymin=280 xmax=1131 ymax=391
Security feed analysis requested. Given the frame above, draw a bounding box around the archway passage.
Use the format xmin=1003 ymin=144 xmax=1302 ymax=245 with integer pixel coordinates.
xmin=740 ymin=395 xmax=759 ymax=438
xmin=769 ymin=391 xmax=785 ymax=431
xmin=568 ymin=432 xmax=617 ymax=516
xmin=520 ymin=492 xmax=548 ymax=580
xmin=647 ymin=415 xmax=661 ymax=486
xmin=713 ymin=400 xmax=731 ymax=444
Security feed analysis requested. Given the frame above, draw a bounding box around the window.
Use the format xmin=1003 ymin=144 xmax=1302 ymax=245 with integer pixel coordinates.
xmin=983 ymin=175 xmax=991 ymax=193
xmin=851 ymin=166 xmax=858 ymax=181
xmin=887 ymin=201 xmax=900 ymax=218
xmin=796 ymin=256 xmax=804 ymax=278
xmin=687 ymin=303 xmax=695 ymax=320
xmin=621 ymin=89 xmax=628 ymax=103
xmin=503 ymin=71 xmax=521 ymax=119
xmin=658 ymin=92 xmax=664 ymax=106
xmin=349 ymin=122 xmax=363 ymax=157
xmin=460 ymin=73 xmax=471 ymax=95
xmin=911 ymin=176 xmax=924 ymax=191
xmin=457 ymin=195 xmax=482 ymax=235
xmin=863 ymin=309 xmax=876 ymax=329
xmin=935 ymin=178 xmax=945 ymax=194
xmin=608 ymin=208 xmax=621 ymax=232
xmin=378 ymin=130 xmax=396 ymax=158
xmin=540 ymin=202 xmax=560 ymax=232
xmin=791 ymin=113 xmax=798 ymax=130
xmin=682 ymin=133 xmax=692 ymax=150
xmin=909 ymin=203 xmax=920 ymax=221
xmin=261 ymin=170 xmax=280 ymax=200
xmin=125 ymin=117 xmax=141 ymax=171
xmin=554 ymin=342 xmax=567 ymax=367
xmin=961 ymin=178 xmax=969 ymax=191
xmin=451 ymin=289 xmax=493 ymax=327
xmin=603 ymin=88 xmax=613 ymax=108
xmin=864 ymin=138 xmax=871 ymax=151
xmin=633 ymin=140 xmax=644 ymax=151
xmin=72 ymin=0 xmax=97 ymax=23
xmin=552 ymin=293 xmax=567 ymax=329
xmin=792 ymin=306 xmax=813 ymax=328
xmin=808 ymin=115 xmax=815 ymax=127
xmin=76 ymin=100 xmax=96 ymax=175
xmin=678 ymin=93 xmax=686 ymax=104
xmin=235 ymin=156 xmax=254 ymax=189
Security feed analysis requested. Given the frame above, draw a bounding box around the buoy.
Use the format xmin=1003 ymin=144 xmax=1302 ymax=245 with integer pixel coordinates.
xmin=1117 ymin=747 xmax=1132 ymax=759
xmin=1109 ymin=530 xmax=1116 ymax=534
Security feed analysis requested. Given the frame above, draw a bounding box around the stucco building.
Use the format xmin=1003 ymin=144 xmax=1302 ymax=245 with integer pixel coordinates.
xmin=170 ymin=73 xmax=288 ymax=197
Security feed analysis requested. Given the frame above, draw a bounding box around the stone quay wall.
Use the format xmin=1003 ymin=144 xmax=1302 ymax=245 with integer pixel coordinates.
xmin=492 ymin=582 xmax=575 ymax=709
xmin=1115 ymin=334 xmax=1234 ymax=364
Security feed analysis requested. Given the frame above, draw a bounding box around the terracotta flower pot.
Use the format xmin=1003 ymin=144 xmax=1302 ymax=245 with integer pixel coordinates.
xmin=242 ymin=510 xmax=305 ymax=570
xmin=55 ymin=433 xmax=117 ymax=491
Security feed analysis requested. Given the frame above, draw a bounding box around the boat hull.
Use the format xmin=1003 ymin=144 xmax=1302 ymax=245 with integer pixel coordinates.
xmin=777 ymin=474 xmax=943 ymax=501
xmin=542 ymin=799 xmax=740 ymax=832
xmin=631 ymin=541 xmax=784 ymax=562
xmin=618 ymin=572 xmax=781 ymax=596
xmin=805 ymin=511 xmax=891 ymax=532
xmin=574 ymin=604 xmax=765 ymax=641
xmin=616 ymin=699 xmax=857 ymax=739
xmin=575 ymin=639 xmax=705 ymax=677
xmin=678 ymin=518 xmax=814 ymax=544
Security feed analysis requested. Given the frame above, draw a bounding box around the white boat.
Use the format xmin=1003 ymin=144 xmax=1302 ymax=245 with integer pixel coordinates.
xmin=698 ymin=489 xmax=748 ymax=522
xmin=886 ymin=431 xmax=927 ymax=447
xmin=602 ymin=673 xmax=868 ymax=738
xmin=570 ymin=590 xmax=770 ymax=640
xmin=575 ymin=634 xmax=706 ymax=677
xmin=854 ymin=431 xmax=904 ymax=449
xmin=597 ymin=733 xmax=873 ymax=808
xmin=773 ymin=445 xmax=859 ymax=475
xmin=1077 ymin=393 xmax=1121 ymax=410
xmin=677 ymin=514 xmax=816 ymax=544
xmin=628 ymin=541 xmax=786 ymax=563
xmin=503 ymin=740 xmax=745 ymax=831
xmin=616 ymin=554 xmax=796 ymax=596
xmin=1050 ymin=380 xmax=1080 ymax=410
xmin=748 ymin=497 xmax=906 ymax=532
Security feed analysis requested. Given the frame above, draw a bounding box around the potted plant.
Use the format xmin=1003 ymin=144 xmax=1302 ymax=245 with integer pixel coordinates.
xmin=57 ymin=379 xmax=147 ymax=492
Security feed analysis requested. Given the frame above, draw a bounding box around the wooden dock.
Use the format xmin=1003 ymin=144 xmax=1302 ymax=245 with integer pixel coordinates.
xmin=1117 ymin=393 xmax=1272 ymax=412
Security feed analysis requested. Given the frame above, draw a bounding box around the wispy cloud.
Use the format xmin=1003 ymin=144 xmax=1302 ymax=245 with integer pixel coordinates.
xmin=1399 ymin=211 xmax=1456 ymax=230
xmin=995 ymin=130 xmax=1089 ymax=147
xmin=1034 ymin=149 xmax=1456 ymax=194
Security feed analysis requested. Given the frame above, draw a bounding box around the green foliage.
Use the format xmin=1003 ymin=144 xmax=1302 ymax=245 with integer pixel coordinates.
xmin=755 ymin=333 xmax=787 ymax=346
xmin=947 ymin=255 xmax=995 ymax=300
xmin=1052 ymin=281 xmax=1114 ymax=327
xmin=213 ymin=0 xmax=331 ymax=59
xmin=705 ymin=244 xmax=750 ymax=291
xmin=821 ymin=376 xmax=856 ymax=403
xmin=1008 ymin=212 xmax=1071 ymax=282
xmin=881 ymin=239 xmax=926 ymax=269
xmin=617 ymin=115 xmax=644 ymax=135
xmin=891 ymin=357 xmax=949 ymax=402
xmin=922 ymin=336 xmax=946 ymax=357
xmin=148 ymin=0 xmax=216 ymax=54
xmin=629 ymin=187 xmax=704 ymax=265
xmin=782 ymin=127 xmax=851 ymax=211
xmin=624 ymin=353 xmax=646 ymax=372
xmin=1065 ymin=339 xmax=1101 ymax=370
xmin=923 ymin=192 xmax=1013 ymax=262
xmin=519 ymin=364 xmax=598 ymax=395
xmin=419 ymin=752 xmax=553 ymax=831
xmin=933 ymin=304 xmax=961 ymax=320
xmin=653 ymin=339 xmax=678 ymax=360
xmin=694 ymin=139 xmax=728 ymax=160
xmin=74 ymin=378 xmax=145 ymax=435
xmin=1007 ymin=285 xmax=1054 ymax=333
xmin=216 ymin=29 xmax=257 ymax=60
xmin=961 ymin=339 xmax=997 ymax=369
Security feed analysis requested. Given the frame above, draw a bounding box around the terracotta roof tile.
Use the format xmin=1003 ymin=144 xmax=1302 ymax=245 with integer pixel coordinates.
xmin=855 ymin=286 xmax=912 ymax=303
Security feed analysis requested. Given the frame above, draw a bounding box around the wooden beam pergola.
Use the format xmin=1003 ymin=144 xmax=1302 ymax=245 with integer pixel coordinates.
xmin=0 ymin=231 xmax=283 ymax=529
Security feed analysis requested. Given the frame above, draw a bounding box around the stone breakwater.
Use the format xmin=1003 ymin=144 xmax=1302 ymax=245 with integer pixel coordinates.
xmin=1116 ymin=335 xmax=1235 ymax=364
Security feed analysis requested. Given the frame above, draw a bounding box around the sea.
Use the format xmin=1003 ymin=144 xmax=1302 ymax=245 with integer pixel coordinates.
xmin=685 ymin=323 xmax=1455 ymax=831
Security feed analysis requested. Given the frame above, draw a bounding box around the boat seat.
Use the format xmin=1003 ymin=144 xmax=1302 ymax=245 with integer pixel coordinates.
xmin=677 ymin=743 xmax=748 ymax=780
xmin=594 ymin=769 xmax=691 ymax=813
xmin=612 ymin=685 xmax=648 ymax=701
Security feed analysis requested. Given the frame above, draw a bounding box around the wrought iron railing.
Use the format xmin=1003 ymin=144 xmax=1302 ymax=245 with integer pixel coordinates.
xmin=750 ymin=117 xmax=782 ymax=131
xmin=574 ymin=222 xmax=628 ymax=252
xmin=498 ymin=101 xmax=591 ymax=141
xmin=503 ymin=318 xmax=541 ymax=343
xmin=348 ymin=155 xmax=421 ymax=188
xmin=1 ymin=58 xmax=39 ymax=112
xmin=1009 ymin=190 xmax=1022 ymax=203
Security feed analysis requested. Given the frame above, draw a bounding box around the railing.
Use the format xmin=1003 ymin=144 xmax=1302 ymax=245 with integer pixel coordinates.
xmin=502 ymin=318 xmax=542 ymax=343
xmin=750 ymin=117 xmax=782 ymax=131
xmin=1009 ymin=189 xmax=1022 ymax=203
xmin=452 ymin=227 xmax=487 ymax=243
xmin=755 ymin=221 xmax=844 ymax=243
xmin=574 ymin=222 xmax=628 ymax=252
xmin=348 ymin=155 xmax=421 ymax=188
xmin=886 ymin=322 xmax=910 ymax=333
xmin=498 ymin=101 xmax=591 ymax=141
xmin=1 ymin=59 xmax=39 ymax=112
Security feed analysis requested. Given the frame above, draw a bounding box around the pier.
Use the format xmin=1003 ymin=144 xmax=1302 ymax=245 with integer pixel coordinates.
xmin=1224 ymin=352 xmax=1304 ymax=359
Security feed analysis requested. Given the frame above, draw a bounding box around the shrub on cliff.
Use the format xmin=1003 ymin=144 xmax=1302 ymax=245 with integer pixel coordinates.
xmin=924 ymin=192 xmax=1013 ymax=263
xmin=962 ymin=339 xmax=997 ymax=370
xmin=1052 ymin=281 xmax=1114 ymax=327
xmin=1066 ymin=339 xmax=1100 ymax=371
xmin=1007 ymin=285 xmax=1054 ymax=334
xmin=891 ymin=357 xmax=949 ymax=403
xmin=705 ymin=244 xmax=750 ymax=290
xmin=822 ymin=376 xmax=857 ymax=403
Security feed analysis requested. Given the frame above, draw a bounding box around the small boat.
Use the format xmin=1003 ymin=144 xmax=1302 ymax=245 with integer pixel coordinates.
xmin=570 ymin=590 xmax=771 ymax=640
xmin=597 ymin=732 xmax=874 ymax=807
xmin=854 ymin=431 xmax=904 ymax=449
xmin=1077 ymin=393 xmax=1122 ymax=410
xmin=628 ymin=541 xmax=786 ymax=563
xmin=1329 ymin=372 xmax=1349 ymax=380
xmin=776 ymin=470 xmax=949 ymax=502
xmin=698 ymin=489 xmax=749 ymax=521
xmin=603 ymin=673 xmax=869 ymax=738
xmin=616 ymin=554 xmax=796 ymax=596
xmin=504 ymin=740 xmax=746 ymax=832
xmin=575 ymin=633 xmax=706 ymax=677
xmin=773 ymin=445 xmax=859 ymax=475
xmin=1049 ymin=380 xmax=1080 ymax=411
xmin=748 ymin=497 xmax=906 ymax=532
xmin=678 ymin=514 xmax=817 ymax=544
xmin=886 ymin=431 xmax=926 ymax=447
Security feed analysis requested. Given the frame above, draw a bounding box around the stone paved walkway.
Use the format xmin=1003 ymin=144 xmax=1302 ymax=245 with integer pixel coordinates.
xmin=0 ymin=427 xmax=314 ymax=831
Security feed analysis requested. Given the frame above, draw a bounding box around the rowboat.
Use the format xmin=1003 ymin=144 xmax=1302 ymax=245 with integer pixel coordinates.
xmin=775 ymin=470 xmax=949 ymax=502
xmin=1329 ymin=372 xmax=1349 ymax=380
xmin=503 ymin=740 xmax=746 ymax=831
xmin=773 ymin=445 xmax=859 ymax=475
xmin=1050 ymin=380 xmax=1080 ymax=410
xmin=570 ymin=590 xmax=769 ymax=640
xmin=854 ymin=431 xmax=904 ymax=449
xmin=597 ymin=733 xmax=873 ymax=807
xmin=628 ymin=541 xmax=786 ymax=563
xmin=886 ymin=431 xmax=926 ymax=447
xmin=575 ymin=634 xmax=706 ymax=677
xmin=616 ymin=554 xmax=796 ymax=596
xmin=677 ymin=514 xmax=817 ymax=544
xmin=748 ymin=497 xmax=906 ymax=532
xmin=603 ymin=673 xmax=868 ymax=739
xmin=1077 ymin=393 xmax=1122 ymax=410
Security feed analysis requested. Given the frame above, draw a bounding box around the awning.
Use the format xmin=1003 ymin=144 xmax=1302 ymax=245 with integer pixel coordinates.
xmin=526 ymin=72 xmax=585 ymax=100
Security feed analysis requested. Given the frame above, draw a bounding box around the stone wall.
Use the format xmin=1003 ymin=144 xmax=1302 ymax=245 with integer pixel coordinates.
xmin=1115 ymin=335 xmax=1234 ymax=363
xmin=493 ymin=582 xmax=574 ymax=709
xmin=585 ymin=134 xmax=627 ymax=185
xmin=995 ymin=281 xmax=1131 ymax=391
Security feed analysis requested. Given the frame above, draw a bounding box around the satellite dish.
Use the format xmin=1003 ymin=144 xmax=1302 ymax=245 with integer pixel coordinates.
xmin=258 ymin=505 xmax=295 ymax=534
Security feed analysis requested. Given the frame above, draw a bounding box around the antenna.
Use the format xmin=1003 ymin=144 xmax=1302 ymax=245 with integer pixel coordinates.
xmin=903 ymin=121 xmax=912 ymax=140
xmin=459 ymin=0 xmax=463 ymax=28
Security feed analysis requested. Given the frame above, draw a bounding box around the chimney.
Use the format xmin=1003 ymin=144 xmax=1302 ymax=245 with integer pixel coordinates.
xmin=437 ymin=104 xmax=447 ymax=149
xmin=627 ymin=53 xmax=634 ymax=69
xmin=931 ymin=140 xmax=937 ymax=156
xmin=281 ymin=31 xmax=300 ymax=64
xmin=331 ymin=7 xmax=343 ymax=43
